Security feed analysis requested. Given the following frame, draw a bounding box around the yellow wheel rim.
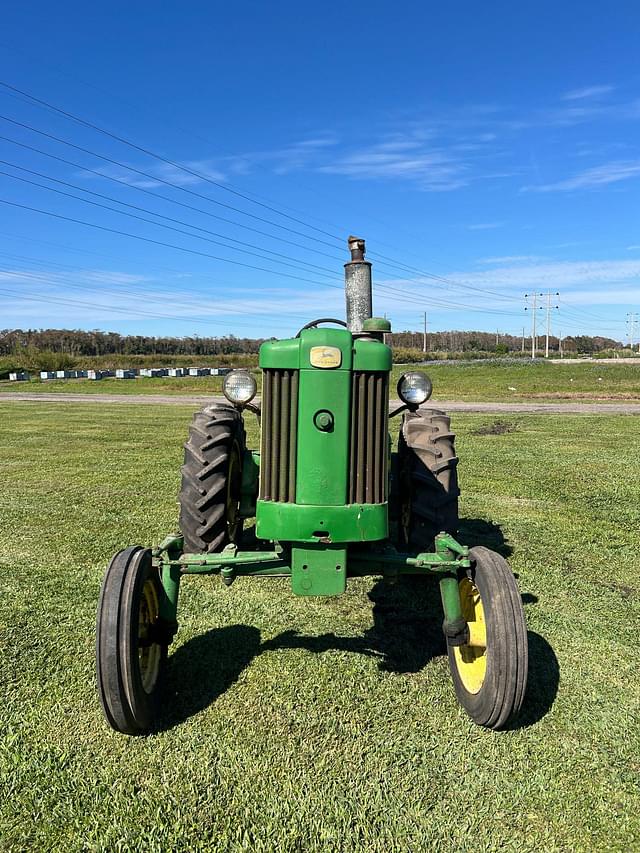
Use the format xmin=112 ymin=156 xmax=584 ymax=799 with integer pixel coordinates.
xmin=138 ymin=578 xmax=161 ymax=694
xmin=453 ymin=577 xmax=487 ymax=694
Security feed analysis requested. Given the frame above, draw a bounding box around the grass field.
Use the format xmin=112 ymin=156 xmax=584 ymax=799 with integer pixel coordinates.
xmin=1 ymin=359 xmax=640 ymax=402
xmin=1 ymin=402 xmax=639 ymax=851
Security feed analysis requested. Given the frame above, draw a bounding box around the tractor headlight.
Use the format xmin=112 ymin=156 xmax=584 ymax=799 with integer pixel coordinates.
xmin=223 ymin=370 xmax=257 ymax=405
xmin=397 ymin=371 xmax=432 ymax=406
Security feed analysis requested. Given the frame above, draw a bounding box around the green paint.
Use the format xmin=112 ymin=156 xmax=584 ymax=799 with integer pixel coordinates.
xmin=293 ymin=329 xmax=355 ymax=507
xmin=439 ymin=573 xmax=464 ymax=627
xmin=296 ymin=371 xmax=351 ymax=505
xmin=153 ymin=535 xmax=182 ymax=625
xmin=255 ymin=501 xmax=388 ymax=543
xmin=353 ymin=336 xmax=392 ymax=371
xmin=297 ymin=327 xmax=353 ymax=370
xmin=162 ymin=538 xmax=470 ymax=592
xmin=291 ymin=544 xmax=347 ymax=596
xmin=259 ymin=336 xmax=300 ymax=369
xmin=363 ymin=317 xmax=391 ymax=332
xmin=158 ymin=560 xmax=181 ymax=626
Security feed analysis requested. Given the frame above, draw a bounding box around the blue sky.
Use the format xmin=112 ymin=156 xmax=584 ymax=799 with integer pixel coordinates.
xmin=1 ymin=1 xmax=639 ymax=342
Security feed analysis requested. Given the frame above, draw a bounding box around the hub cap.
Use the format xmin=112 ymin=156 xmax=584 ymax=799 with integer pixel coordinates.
xmin=138 ymin=578 xmax=161 ymax=693
xmin=453 ymin=577 xmax=487 ymax=694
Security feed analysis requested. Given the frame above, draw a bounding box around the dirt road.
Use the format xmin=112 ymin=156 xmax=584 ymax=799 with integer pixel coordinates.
xmin=2 ymin=392 xmax=640 ymax=414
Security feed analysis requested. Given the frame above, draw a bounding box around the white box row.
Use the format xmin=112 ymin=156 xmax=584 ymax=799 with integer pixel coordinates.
xmin=32 ymin=366 xmax=237 ymax=382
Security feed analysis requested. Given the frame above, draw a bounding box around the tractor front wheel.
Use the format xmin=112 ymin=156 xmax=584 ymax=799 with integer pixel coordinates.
xmin=96 ymin=546 xmax=167 ymax=735
xmin=447 ymin=546 xmax=528 ymax=729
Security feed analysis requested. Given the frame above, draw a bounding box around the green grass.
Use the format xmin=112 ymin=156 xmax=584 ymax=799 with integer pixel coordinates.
xmin=1 ymin=403 xmax=639 ymax=851
xmin=1 ymin=359 xmax=639 ymax=401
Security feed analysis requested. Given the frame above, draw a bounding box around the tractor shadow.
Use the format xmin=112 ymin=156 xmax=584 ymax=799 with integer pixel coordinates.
xmin=508 ymin=631 xmax=560 ymax=730
xmin=158 ymin=625 xmax=261 ymax=732
xmin=262 ymin=576 xmax=447 ymax=675
xmin=158 ymin=518 xmax=557 ymax=730
xmin=457 ymin=517 xmax=513 ymax=558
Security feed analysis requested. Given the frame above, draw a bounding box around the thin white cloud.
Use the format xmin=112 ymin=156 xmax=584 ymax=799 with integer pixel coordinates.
xmin=225 ymin=135 xmax=340 ymax=176
xmin=477 ymin=255 xmax=544 ymax=264
xmin=448 ymin=259 xmax=640 ymax=289
xmin=83 ymin=271 xmax=152 ymax=285
xmin=524 ymin=160 xmax=640 ymax=192
xmin=85 ymin=159 xmax=227 ymax=189
xmin=377 ymin=259 xmax=640 ymax=314
xmin=467 ymin=222 xmax=505 ymax=230
xmin=627 ymin=245 xmax=640 ymax=250
xmin=562 ymin=85 xmax=614 ymax=101
xmin=0 ymin=269 xmax=345 ymax=326
xmin=320 ymin=141 xmax=467 ymax=191
xmin=0 ymin=268 xmax=150 ymax=285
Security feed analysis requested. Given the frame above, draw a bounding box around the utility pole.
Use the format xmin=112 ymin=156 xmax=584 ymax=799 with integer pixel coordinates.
xmin=543 ymin=290 xmax=560 ymax=358
xmin=525 ymin=292 xmax=538 ymax=359
xmin=496 ymin=328 xmax=499 ymax=347
xmin=626 ymin=312 xmax=639 ymax=350
xmin=423 ymin=312 xmax=428 ymax=353
xmin=559 ymin=329 xmax=563 ymax=358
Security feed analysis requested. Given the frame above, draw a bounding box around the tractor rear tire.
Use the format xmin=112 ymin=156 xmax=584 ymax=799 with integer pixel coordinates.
xmin=399 ymin=408 xmax=460 ymax=550
xmin=179 ymin=404 xmax=245 ymax=554
xmin=96 ymin=546 xmax=167 ymax=735
xmin=447 ymin=546 xmax=528 ymax=729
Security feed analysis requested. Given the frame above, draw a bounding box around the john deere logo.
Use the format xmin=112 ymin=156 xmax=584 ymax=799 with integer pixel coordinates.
xmin=310 ymin=346 xmax=342 ymax=368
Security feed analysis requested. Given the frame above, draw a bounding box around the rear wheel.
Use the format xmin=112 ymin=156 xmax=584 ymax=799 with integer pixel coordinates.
xmin=96 ymin=546 xmax=167 ymax=735
xmin=398 ymin=408 xmax=459 ymax=549
xmin=179 ymin=404 xmax=245 ymax=554
xmin=447 ymin=546 xmax=528 ymax=729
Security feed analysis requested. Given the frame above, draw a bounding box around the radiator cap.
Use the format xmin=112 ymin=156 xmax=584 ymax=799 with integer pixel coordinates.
xmin=362 ymin=317 xmax=391 ymax=332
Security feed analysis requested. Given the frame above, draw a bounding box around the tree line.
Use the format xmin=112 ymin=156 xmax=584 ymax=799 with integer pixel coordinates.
xmin=0 ymin=328 xmax=266 ymax=357
xmin=0 ymin=326 xmax=624 ymax=377
xmin=389 ymin=329 xmax=621 ymax=353
xmin=0 ymin=327 xmax=622 ymax=358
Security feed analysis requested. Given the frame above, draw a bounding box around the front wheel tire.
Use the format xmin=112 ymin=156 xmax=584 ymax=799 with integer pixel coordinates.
xmin=96 ymin=546 xmax=167 ymax=735
xmin=447 ymin=546 xmax=528 ymax=729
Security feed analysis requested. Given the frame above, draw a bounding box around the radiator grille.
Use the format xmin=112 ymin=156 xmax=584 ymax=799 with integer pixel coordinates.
xmin=348 ymin=371 xmax=388 ymax=504
xmin=259 ymin=369 xmax=299 ymax=502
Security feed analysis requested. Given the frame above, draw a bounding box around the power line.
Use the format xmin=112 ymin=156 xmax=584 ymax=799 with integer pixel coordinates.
xmin=0 ymin=192 xmax=519 ymax=320
xmin=373 ymin=279 xmax=523 ymax=316
xmin=0 ymin=112 xmax=343 ymax=252
xmin=3 ymin=80 xmax=605 ymax=329
xmin=0 ymin=183 xmax=521 ymax=318
xmin=626 ymin=312 xmax=639 ymax=349
xmin=0 ymin=80 xmax=346 ymax=244
xmin=524 ymin=292 xmax=538 ymax=359
xmin=0 ymin=285 xmax=280 ymax=329
xmin=370 ymin=254 xmax=524 ymax=303
xmin=542 ymin=290 xmax=559 ymax=358
xmin=0 ymin=163 xmax=340 ymax=279
xmin=0 ymin=131 xmax=346 ymax=265
xmin=0 ymin=257 xmax=314 ymax=324
xmin=0 ymin=54 xmax=480 ymax=272
xmin=0 ymin=197 xmax=345 ymax=288
xmin=0 ymin=97 xmax=526 ymax=306
xmin=1 ymin=126 xmax=521 ymax=309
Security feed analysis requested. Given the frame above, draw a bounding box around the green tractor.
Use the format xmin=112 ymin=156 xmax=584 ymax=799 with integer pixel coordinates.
xmin=96 ymin=237 xmax=528 ymax=735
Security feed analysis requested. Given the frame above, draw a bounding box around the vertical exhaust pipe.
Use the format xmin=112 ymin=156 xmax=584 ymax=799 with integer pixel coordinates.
xmin=344 ymin=236 xmax=373 ymax=333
